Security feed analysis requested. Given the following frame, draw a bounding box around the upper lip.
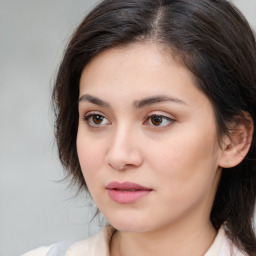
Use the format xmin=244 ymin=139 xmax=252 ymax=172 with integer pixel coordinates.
xmin=106 ymin=181 xmax=152 ymax=191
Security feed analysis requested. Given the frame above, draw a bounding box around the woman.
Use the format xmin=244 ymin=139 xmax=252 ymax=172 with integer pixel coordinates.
xmin=23 ymin=0 xmax=256 ymax=255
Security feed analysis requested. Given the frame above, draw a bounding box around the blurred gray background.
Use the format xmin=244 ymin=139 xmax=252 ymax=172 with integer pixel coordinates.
xmin=0 ymin=1 xmax=255 ymax=255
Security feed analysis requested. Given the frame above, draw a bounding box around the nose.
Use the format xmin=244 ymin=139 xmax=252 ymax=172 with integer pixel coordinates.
xmin=105 ymin=125 xmax=143 ymax=171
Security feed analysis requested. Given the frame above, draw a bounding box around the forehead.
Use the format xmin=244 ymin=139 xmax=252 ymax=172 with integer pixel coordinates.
xmin=81 ymin=43 xmax=190 ymax=87
xmin=79 ymin=43 xmax=204 ymax=106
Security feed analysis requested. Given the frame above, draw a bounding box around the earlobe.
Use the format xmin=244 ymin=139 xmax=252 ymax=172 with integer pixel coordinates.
xmin=218 ymin=113 xmax=254 ymax=168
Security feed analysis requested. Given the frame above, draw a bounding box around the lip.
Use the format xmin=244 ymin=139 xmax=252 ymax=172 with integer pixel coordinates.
xmin=106 ymin=181 xmax=152 ymax=204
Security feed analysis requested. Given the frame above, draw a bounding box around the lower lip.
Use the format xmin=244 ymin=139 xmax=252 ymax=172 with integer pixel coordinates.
xmin=107 ymin=189 xmax=151 ymax=204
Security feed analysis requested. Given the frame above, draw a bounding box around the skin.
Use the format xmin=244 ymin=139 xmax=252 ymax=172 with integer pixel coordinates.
xmin=77 ymin=43 xmax=226 ymax=256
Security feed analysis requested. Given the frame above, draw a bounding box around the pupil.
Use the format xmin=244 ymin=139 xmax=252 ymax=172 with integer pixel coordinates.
xmin=151 ymin=116 xmax=162 ymax=126
xmin=93 ymin=115 xmax=103 ymax=124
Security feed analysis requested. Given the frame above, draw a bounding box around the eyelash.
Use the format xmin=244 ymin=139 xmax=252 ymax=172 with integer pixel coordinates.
xmin=82 ymin=112 xmax=175 ymax=128
xmin=143 ymin=114 xmax=175 ymax=128
xmin=83 ymin=112 xmax=111 ymax=127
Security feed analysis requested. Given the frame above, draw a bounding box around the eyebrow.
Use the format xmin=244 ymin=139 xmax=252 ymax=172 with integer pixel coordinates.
xmin=134 ymin=95 xmax=187 ymax=108
xmin=79 ymin=94 xmax=187 ymax=108
xmin=79 ymin=94 xmax=110 ymax=107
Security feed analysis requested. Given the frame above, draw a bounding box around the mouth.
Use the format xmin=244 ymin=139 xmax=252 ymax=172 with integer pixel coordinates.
xmin=106 ymin=181 xmax=152 ymax=204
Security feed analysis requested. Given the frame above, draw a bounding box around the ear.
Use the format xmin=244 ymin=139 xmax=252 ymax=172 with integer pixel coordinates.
xmin=218 ymin=112 xmax=254 ymax=168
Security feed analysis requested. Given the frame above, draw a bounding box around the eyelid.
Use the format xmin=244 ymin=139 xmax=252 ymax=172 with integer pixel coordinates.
xmin=82 ymin=111 xmax=111 ymax=127
xmin=82 ymin=110 xmax=102 ymax=119
xmin=143 ymin=112 xmax=176 ymax=127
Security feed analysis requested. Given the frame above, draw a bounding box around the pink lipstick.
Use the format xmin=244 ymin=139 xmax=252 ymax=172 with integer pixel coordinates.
xmin=106 ymin=182 xmax=152 ymax=204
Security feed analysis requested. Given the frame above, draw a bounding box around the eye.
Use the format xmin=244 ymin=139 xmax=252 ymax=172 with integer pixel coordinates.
xmin=144 ymin=114 xmax=174 ymax=127
xmin=83 ymin=113 xmax=111 ymax=127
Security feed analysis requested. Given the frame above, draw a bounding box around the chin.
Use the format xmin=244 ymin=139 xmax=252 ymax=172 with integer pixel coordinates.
xmin=112 ymin=222 xmax=152 ymax=233
xmin=105 ymin=214 xmax=155 ymax=233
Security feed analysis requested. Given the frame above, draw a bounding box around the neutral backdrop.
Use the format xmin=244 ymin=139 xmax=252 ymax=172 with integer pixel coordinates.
xmin=1 ymin=1 xmax=256 ymax=255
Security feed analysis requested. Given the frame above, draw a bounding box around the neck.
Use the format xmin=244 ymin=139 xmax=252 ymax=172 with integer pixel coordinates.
xmin=110 ymin=219 xmax=217 ymax=256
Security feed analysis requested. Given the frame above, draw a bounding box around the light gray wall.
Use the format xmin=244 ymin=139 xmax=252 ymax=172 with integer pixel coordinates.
xmin=0 ymin=1 xmax=101 ymax=256
xmin=1 ymin=1 xmax=255 ymax=256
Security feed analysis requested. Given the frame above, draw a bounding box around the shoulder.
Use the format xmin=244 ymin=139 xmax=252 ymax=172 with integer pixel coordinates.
xmin=21 ymin=245 xmax=54 ymax=256
xmin=205 ymin=226 xmax=248 ymax=256
xmin=21 ymin=225 xmax=116 ymax=256
xmin=66 ymin=225 xmax=115 ymax=256
xmin=219 ymin=234 xmax=248 ymax=256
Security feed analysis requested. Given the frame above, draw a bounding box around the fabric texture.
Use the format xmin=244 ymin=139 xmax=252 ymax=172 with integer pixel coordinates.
xmin=21 ymin=225 xmax=247 ymax=256
xmin=46 ymin=241 xmax=75 ymax=256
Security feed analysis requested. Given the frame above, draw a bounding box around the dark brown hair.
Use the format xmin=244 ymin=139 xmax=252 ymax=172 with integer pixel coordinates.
xmin=52 ymin=0 xmax=256 ymax=254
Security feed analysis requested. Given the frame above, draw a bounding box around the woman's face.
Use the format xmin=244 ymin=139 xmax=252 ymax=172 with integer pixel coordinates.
xmin=77 ymin=43 xmax=223 ymax=233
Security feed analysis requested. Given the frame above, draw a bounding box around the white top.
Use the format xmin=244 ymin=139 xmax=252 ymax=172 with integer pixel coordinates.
xmin=21 ymin=225 xmax=247 ymax=256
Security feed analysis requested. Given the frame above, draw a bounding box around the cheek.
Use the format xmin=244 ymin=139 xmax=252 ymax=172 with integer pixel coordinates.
xmin=76 ymin=135 xmax=108 ymax=206
xmin=146 ymin=125 xmax=220 ymax=195
xmin=76 ymin=130 xmax=105 ymax=183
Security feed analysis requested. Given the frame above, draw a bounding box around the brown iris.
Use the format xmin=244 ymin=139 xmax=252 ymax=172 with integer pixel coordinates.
xmin=92 ymin=115 xmax=104 ymax=124
xmin=151 ymin=116 xmax=163 ymax=126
